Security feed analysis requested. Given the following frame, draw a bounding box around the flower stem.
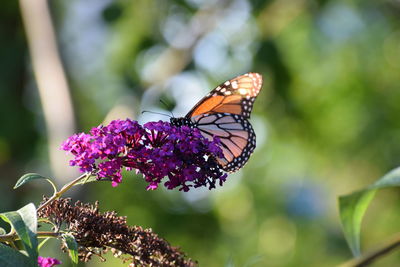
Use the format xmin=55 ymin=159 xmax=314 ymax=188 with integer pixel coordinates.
xmin=37 ymin=172 xmax=91 ymax=213
xmin=0 ymin=231 xmax=60 ymax=243
xmin=339 ymin=232 xmax=400 ymax=267
xmin=36 ymin=231 xmax=61 ymax=238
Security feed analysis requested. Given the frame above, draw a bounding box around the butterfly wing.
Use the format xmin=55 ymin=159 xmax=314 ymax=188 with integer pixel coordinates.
xmin=186 ymin=73 xmax=262 ymax=119
xmin=191 ymin=113 xmax=256 ymax=172
xmin=172 ymin=72 xmax=262 ymax=172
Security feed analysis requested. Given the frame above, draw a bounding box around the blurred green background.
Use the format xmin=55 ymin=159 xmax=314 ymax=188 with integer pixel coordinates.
xmin=1 ymin=0 xmax=400 ymax=266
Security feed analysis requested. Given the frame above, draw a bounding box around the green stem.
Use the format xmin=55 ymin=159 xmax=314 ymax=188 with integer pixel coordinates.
xmin=7 ymin=240 xmax=18 ymax=250
xmin=339 ymin=232 xmax=400 ymax=267
xmin=0 ymin=231 xmax=60 ymax=243
xmin=37 ymin=172 xmax=91 ymax=213
xmin=36 ymin=231 xmax=60 ymax=238
xmin=45 ymin=178 xmax=58 ymax=195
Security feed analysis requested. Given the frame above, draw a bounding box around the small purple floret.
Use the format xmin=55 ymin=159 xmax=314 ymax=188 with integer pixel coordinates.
xmin=61 ymin=119 xmax=227 ymax=191
xmin=38 ymin=256 xmax=61 ymax=267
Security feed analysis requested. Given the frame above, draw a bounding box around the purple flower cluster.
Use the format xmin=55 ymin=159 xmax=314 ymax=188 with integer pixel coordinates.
xmin=62 ymin=119 xmax=227 ymax=191
xmin=38 ymin=256 xmax=61 ymax=267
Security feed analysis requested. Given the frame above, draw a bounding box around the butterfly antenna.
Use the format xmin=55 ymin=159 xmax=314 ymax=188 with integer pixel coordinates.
xmin=159 ymin=99 xmax=175 ymax=118
xmin=141 ymin=110 xmax=172 ymax=118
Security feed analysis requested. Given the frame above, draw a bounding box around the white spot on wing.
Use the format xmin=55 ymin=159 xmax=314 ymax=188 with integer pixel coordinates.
xmin=238 ymin=88 xmax=247 ymax=95
xmin=232 ymin=81 xmax=238 ymax=89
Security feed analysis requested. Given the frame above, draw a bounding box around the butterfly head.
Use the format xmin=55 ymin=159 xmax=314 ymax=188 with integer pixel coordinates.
xmin=170 ymin=117 xmax=194 ymax=127
xmin=170 ymin=117 xmax=180 ymax=126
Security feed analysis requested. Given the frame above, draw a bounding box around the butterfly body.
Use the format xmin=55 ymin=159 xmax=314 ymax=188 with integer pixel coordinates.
xmin=170 ymin=73 xmax=262 ymax=173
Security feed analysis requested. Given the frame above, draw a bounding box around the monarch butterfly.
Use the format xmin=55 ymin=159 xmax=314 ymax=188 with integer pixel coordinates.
xmin=170 ymin=72 xmax=263 ymax=172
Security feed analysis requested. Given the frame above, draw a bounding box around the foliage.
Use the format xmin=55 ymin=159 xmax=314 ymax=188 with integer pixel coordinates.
xmin=0 ymin=174 xmax=196 ymax=266
xmin=339 ymin=167 xmax=400 ymax=256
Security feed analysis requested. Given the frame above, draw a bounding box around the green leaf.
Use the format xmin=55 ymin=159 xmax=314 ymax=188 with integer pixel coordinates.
xmin=0 ymin=243 xmax=31 ymax=267
xmin=339 ymin=189 xmax=376 ymax=256
xmin=62 ymin=233 xmax=78 ymax=265
xmin=0 ymin=203 xmax=38 ymax=265
xmin=338 ymin=166 xmax=400 ymax=256
xmin=0 ymin=227 xmax=6 ymax=235
xmin=368 ymin=167 xmax=400 ymax=189
xmin=14 ymin=173 xmax=48 ymax=188
xmin=14 ymin=173 xmax=57 ymax=194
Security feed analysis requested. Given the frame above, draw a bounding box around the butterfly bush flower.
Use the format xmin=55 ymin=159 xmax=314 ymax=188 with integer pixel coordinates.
xmin=62 ymin=119 xmax=227 ymax=191
xmin=38 ymin=256 xmax=61 ymax=267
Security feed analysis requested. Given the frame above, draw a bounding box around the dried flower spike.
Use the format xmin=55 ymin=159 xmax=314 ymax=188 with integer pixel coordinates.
xmin=38 ymin=197 xmax=197 ymax=267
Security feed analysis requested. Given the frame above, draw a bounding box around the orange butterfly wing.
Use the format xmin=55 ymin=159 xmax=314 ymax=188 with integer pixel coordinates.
xmin=184 ymin=72 xmax=262 ymax=172
xmin=186 ymin=73 xmax=262 ymax=119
